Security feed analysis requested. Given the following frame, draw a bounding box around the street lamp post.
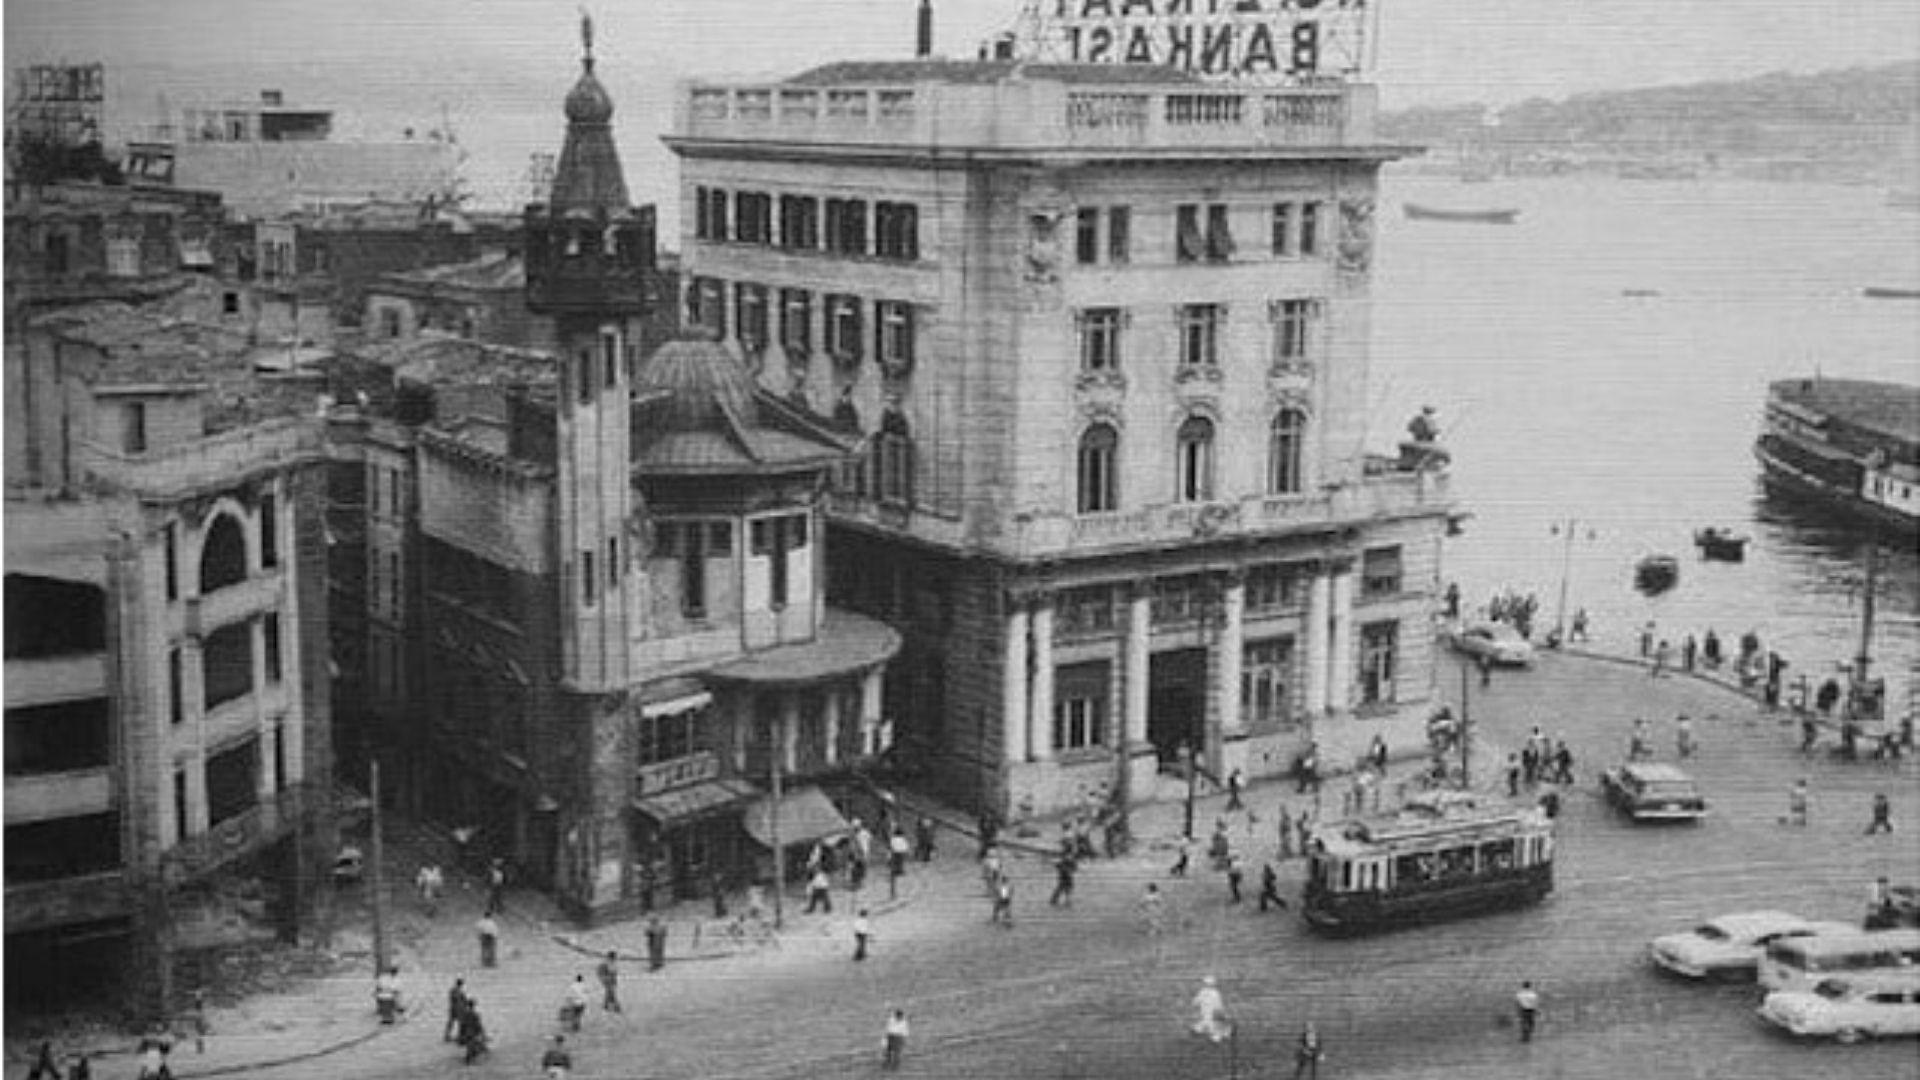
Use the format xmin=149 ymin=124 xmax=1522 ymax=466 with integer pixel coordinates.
xmin=1457 ymin=658 xmax=1472 ymax=789
xmin=1182 ymin=742 xmax=1197 ymax=840
xmin=1549 ymin=519 xmax=1596 ymax=644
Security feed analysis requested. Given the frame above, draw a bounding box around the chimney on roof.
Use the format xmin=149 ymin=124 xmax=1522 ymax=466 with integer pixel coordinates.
xmin=916 ymin=0 xmax=933 ymax=58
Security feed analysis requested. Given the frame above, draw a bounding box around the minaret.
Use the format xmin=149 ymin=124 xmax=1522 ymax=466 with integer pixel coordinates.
xmin=524 ymin=14 xmax=652 ymax=692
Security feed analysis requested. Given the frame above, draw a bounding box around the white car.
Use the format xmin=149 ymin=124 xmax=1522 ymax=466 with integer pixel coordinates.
xmin=1760 ymin=974 xmax=1920 ymax=1042
xmin=1649 ymin=911 xmax=1844 ymax=980
xmin=1446 ymin=622 xmax=1535 ymax=667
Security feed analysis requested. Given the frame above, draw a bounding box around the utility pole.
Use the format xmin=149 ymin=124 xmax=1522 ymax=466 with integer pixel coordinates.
xmin=369 ymin=760 xmax=387 ymax=975
xmin=1458 ymin=659 xmax=1472 ymax=790
xmin=1182 ymin=742 xmax=1196 ymax=840
xmin=1850 ymin=537 xmax=1880 ymax=720
xmin=769 ymin=719 xmax=785 ymax=930
xmin=1549 ymin=519 xmax=1593 ymax=643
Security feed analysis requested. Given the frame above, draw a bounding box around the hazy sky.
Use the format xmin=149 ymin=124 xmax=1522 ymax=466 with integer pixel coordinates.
xmin=8 ymin=0 xmax=1918 ymax=108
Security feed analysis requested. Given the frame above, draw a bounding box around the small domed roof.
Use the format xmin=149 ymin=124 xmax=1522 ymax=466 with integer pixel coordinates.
xmin=564 ymin=64 xmax=615 ymax=125
xmin=635 ymin=336 xmax=759 ymax=432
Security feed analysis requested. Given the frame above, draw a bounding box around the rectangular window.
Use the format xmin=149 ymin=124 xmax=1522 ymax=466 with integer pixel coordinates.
xmin=1246 ymin=563 xmax=1307 ymax=612
xmin=707 ymin=521 xmax=734 ymax=557
xmin=1176 ymin=204 xmax=1203 ymax=263
xmin=1271 ymin=202 xmax=1294 ymax=256
xmin=1362 ymin=547 xmax=1403 ymax=598
xmin=165 ymin=524 xmax=179 ymax=600
xmin=1107 ymin=207 xmax=1131 ymax=263
xmin=678 ymin=524 xmax=709 ymax=618
xmin=1075 ymin=207 xmax=1100 ymax=265
xmin=576 ymin=350 xmax=594 ymax=405
xmin=1206 ymin=204 xmax=1234 ymax=262
xmin=259 ymin=493 xmax=278 ymax=570
xmin=1242 ymin=636 xmax=1295 ymax=725
xmin=1150 ymin=575 xmax=1205 ymax=626
xmin=780 ymin=288 xmax=812 ymax=356
xmin=203 ymin=622 xmax=254 ymax=711
xmin=876 ymin=301 xmax=915 ymax=369
xmin=638 ymin=709 xmax=701 ymax=766
xmin=1057 ymin=585 xmax=1116 ymax=636
xmin=391 ymin=468 xmax=404 ymax=517
xmin=825 ymin=198 xmax=868 ymax=256
xmin=1078 ymin=308 xmax=1122 ymax=372
xmin=206 ymin=737 xmax=260 ymax=827
xmin=170 ymin=649 xmax=183 ymax=724
xmin=263 ymin=613 xmax=282 ymax=684
xmin=174 ymin=770 xmax=189 ymax=842
xmin=603 ymin=331 xmax=620 ymax=387
xmin=387 ymin=552 xmax=399 ymax=613
xmin=1273 ymin=298 xmax=1320 ymax=363
xmin=875 ymin=201 xmax=918 ymax=260
xmin=6 ymin=812 xmax=121 ymax=883
xmin=124 ymin=401 xmax=147 ymax=454
xmin=581 ymin=550 xmax=597 ymax=605
xmin=1359 ymin=620 xmax=1399 ymax=704
xmin=4 ymin=698 xmax=110 ymax=775
xmin=1052 ymin=661 xmax=1110 ymax=751
xmin=697 ymin=186 xmax=729 ymax=241
xmin=736 ymin=283 xmax=770 ymax=352
xmin=734 ymin=191 xmax=772 ymax=244
xmin=779 ymin=195 xmax=819 ymax=250
xmin=826 ymin=294 xmax=864 ymax=361
xmin=608 ymin=537 xmax=620 ymax=587
xmin=690 ymin=277 xmax=726 ymax=337
xmin=1180 ymin=304 xmax=1222 ymax=367
xmin=1300 ymin=201 xmax=1322 ymax=256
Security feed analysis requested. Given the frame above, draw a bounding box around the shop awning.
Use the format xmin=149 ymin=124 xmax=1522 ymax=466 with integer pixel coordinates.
xmin=631 ymin=777 xmax=759 ymax=826
xmin=742 ymin=786 xmax=851 ymax=850
xmin=636 ymin=677 xmax=712 ymax=719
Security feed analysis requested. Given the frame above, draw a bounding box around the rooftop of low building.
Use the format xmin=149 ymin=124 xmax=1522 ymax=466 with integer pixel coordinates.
xmin=378 ymin=250 xmax=524 ymax=293
xmin=783 ymin=58 xmax=1203 ymax=87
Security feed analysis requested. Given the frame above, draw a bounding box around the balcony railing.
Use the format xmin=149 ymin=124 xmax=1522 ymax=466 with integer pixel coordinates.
xmin=636 ymin=751 xmax=720 ymax=797
xmin=675 ymin=79 xmax=1374 ymax=155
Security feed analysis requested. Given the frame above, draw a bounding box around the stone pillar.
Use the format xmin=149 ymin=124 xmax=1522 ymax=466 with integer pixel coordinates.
xmin=1219 ymin=573 xmax=1246 ymax=736
xmin=1125 ymin=587 xmax=1151 ymax=749
xmin=861 ymin=669 xmax=884 ymax=754
xmin=1305 ymin=570 xmax=1331 ymax=717
xmin=1029 ymin=598 xmax=1055 ymax=763
xmin=823 ymin=684 xmax=841 ymax=767
xmin=1003 ymin=604 xmax=1030 ymax=765
xmin=254 ymin=619 xmax=275 ymax=802
xmin=1329 ymin=567 xmax=1355 ymax=714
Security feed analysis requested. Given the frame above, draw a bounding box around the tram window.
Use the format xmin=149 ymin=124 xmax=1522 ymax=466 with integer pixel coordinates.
xmin=1438 ymin=848 xmax=1473 ymax=880
xmin=1482 ymin=839 xmax=1515 ymax=872
xmin=1340 ymin=861 xmax=1352 ymax=891
xmin=1395 ymin=853 xmax=1433 ymax=885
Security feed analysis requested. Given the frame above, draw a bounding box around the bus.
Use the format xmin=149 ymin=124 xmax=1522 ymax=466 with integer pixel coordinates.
xmin=1302 ymin=789 xmax=1555 ymax=935
xmin=1759 ymin=928 xmax=1920 ymax=994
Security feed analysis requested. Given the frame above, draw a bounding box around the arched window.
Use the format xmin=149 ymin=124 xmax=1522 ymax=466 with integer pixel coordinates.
xmin=1175 ymin=416 xmax=1215 ymax=503
xmin=1077 ymin=424 xmax=1119 ymax=513
xmin=874 ymin=411 xmax=914 ymax=506
xmin=200 ymin=513 xmax=247 ymax=593
xmin=1268 ymin=408 xmax=1307 ymax=495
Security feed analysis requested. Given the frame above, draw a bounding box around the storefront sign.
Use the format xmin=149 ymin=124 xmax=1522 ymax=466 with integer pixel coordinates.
xmin=1053 ymin=0 xmax=1369 ymax=81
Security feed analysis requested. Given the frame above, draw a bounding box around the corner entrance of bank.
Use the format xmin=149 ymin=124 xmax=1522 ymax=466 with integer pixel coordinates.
xmin=1148 ymin=649 xmax=1208 ymax=766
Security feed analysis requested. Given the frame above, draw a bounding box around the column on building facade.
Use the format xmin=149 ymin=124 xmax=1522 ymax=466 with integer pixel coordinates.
xmin=861 ymin=667 xmax=884 ymax=756
xmin=1029 ymin=597 xmax=1055 ymax=763
xmin=1218 ymin=572 xmax=1246 ymax=736
xmin=822 ymin=684 xmax=841 ymax=767
xmin=1305 ymin=569 xmax=1331 ymax=717
xmin=1124 ymin=586 xmax=1151 ymax=749
xmin=1002 ymin=604 xmax=1031 ymax=764
xmin=781 ymin=695 xmax=800 ymax=776
xmin=1328 ymin=567 xmax=1355 ymax=714
xmin=253 ymin=617 xmax=275 ymax=802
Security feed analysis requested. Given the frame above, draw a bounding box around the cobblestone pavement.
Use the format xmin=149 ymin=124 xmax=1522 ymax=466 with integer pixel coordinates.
xmin=12 ymin=646 xmax=1916 ymax=1079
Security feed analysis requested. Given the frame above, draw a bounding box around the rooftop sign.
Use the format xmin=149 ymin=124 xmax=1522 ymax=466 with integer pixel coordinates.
xmin=1050 ymin=0 xmax=1369 ymax=82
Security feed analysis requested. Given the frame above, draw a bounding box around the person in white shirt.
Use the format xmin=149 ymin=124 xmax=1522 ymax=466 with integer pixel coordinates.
xmin=1190 ymin=976 xmax=1231 ymax=1043
xmin=881 ymin=1009 xmax=910 ymax=1070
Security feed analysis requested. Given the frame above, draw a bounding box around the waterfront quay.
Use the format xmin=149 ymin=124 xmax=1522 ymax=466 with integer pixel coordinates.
xmin=18 ymin=647 xmax=1908 ymax=1079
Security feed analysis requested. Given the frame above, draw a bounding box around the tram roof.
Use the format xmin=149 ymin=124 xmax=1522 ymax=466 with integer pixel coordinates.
xmin=1315 ymin=791 xmax=1545 ymax=854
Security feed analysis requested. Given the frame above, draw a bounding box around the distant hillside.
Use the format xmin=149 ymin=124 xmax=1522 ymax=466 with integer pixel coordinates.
xmin=1382 ymin=62 xmax=1920 ymax=184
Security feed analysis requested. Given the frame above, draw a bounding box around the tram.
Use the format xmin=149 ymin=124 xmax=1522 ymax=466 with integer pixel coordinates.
xmin=1302 ymin=789 xmax=1555 ymax=935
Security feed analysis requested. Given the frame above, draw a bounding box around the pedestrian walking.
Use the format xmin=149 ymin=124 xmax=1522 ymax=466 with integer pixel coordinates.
xmin=1139 ymin=882 xmax=1167 ymax=935
xmin=1225 ymin=854 xmax=1245 ymax=904
xmin=457 ymin=998 xmax=488 ymax=1065
xmin=476 ymin=913 xmax=499 ymax=968
xmin=64 ymin=1054 xmax=90 ymax=1080
xmin=1651 ymin=640 xmax=1670 ymax=678
xmin=1293 ymin=1023 xmax=1323 ymax=1079
xmin=188 ymin=988 xmax=209 ymax=1053
xmin=1169 ymin=835 xmax=1192 ymax=878
xmin=1277 ymin=805 xmax=1295 ymax=860
xmin=1629 ymin=717 xmax=1652 ymax=761
xmin=1295 ymin=743 xmax=1319 ymax=794
xmin=849 ymin=851 xmax=869 ymax=893
xmin=981 ymin=846 xmax=1005 ymax=894
xmin=990 ymin=874 xmax=1015 ymax=927
xmin=1295 ymin=810 xmax=1313 ymax=854
xmin=1866 ymin=792 xmax=1894 ymax=835
xmin=1553 ymin=739 xmax=1574 ymax=785
xmin=1800 ymin=714 xmax=1821 ymax=754
xmin=1226 ymin=767 xmax=1245 ymax=811
xmin=1515 ymin=981 xmax=1541 ymax=1042
xmin=1050 ymin=853 xmax=1077 ymax=907
xmin=374 ymin=965 xmax=404 ymax=1024
xmin=1782 ymin=779 xmax=1810 ymax=826
xmin=914 ymin=816 xmax=936 ymax=862
xmin=1639 ymin=621 xmax=1655 ymax=658
xmin=1259 ymin=862 xmax=1288 ymax=911
xmin=135 ymin=1029 xmax=173 ymax=1080
xmin=853 ymin=818 xmax=874 ymax=867
xmin=561 ymin=974 xmax=589 ymax=1033
xmin=1676 ymin=714 xmax=1696 ymax=759
xmin=1190 ymin=976 xmax=1232 ymax=1043
xmin=881 ymin=1008 xmax=910 ymax=1071
xmin=1505 ymin=753 xmax=1521 ymax=798
xmin=645 ymin=914 xmax=669 ymax=971
xmin=445 ymin=978 xmax=469 ymax=1042
xmin=1370 ymin=732 xmax=1390 ymax=773
xmin=540 ymin=1035 xmax=573 ymax=1080
xmin=1570 ymin=608 xmax=1589 ymax=642
xmin=853 ymin=909 xmax=873 ymax=961
xmin=486 ymin=859 xmax=506 ymax=915
xmin=1478 ymin=652 xmax=1492 ymax=688
xmin=887 ymin=828 xmax=910 ymax=900
xmin=1702 ymin=627 xmax=1721 ymax=667
xmin=805 ymin=867 xmax=833 ymax=914
xmin=596 ymin=951 xmax=621 ymax=1012
xmin=26 ymin=1040 xmax=60 ymax=1080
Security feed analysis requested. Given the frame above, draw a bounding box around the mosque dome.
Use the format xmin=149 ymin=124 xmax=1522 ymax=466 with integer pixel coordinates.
xmin=635 ymin=336 xmax=760 ymax=432
xmin=564 ymin=65 xmax=615 ymax=125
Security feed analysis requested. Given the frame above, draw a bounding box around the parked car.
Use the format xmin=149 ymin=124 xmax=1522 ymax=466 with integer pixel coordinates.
xmin=1600 ymin=762 xmax=1707 ymax=822
xmin=332 ymin=845 xmax=366 ymax=886
xmin=1868 ymin=884 xmax=1920 ymax=930
xmin=1445 ymin=622 xmax=1535 ymax=667
xmin=1650 ymin=911 xmax=1852 ymax=981
xmin=1759 ymin=973 xmax=1920 ymax=1042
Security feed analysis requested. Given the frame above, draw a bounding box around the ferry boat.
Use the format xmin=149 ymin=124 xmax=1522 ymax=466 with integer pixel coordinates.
xmin=1302 ymin=790 xmax=1554 ymax=935
xmin=1755 ymin=377 xmax=1920 ymax=539
xmin=1402 ymin=203 xmax=1518 ymax=225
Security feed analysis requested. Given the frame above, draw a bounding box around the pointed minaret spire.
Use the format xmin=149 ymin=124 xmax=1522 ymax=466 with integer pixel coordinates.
xmin=581 ymin=8 xmax=595 ymax=72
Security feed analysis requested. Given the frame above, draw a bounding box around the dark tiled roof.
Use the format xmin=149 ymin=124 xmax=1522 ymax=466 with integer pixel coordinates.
xmin=383 ymin=252 xmax=524 ymax=292
xmin=631 ymin=337 xmax=856 ymax=473
xmin=785 ymin=59 xmax=1200 ymax=87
